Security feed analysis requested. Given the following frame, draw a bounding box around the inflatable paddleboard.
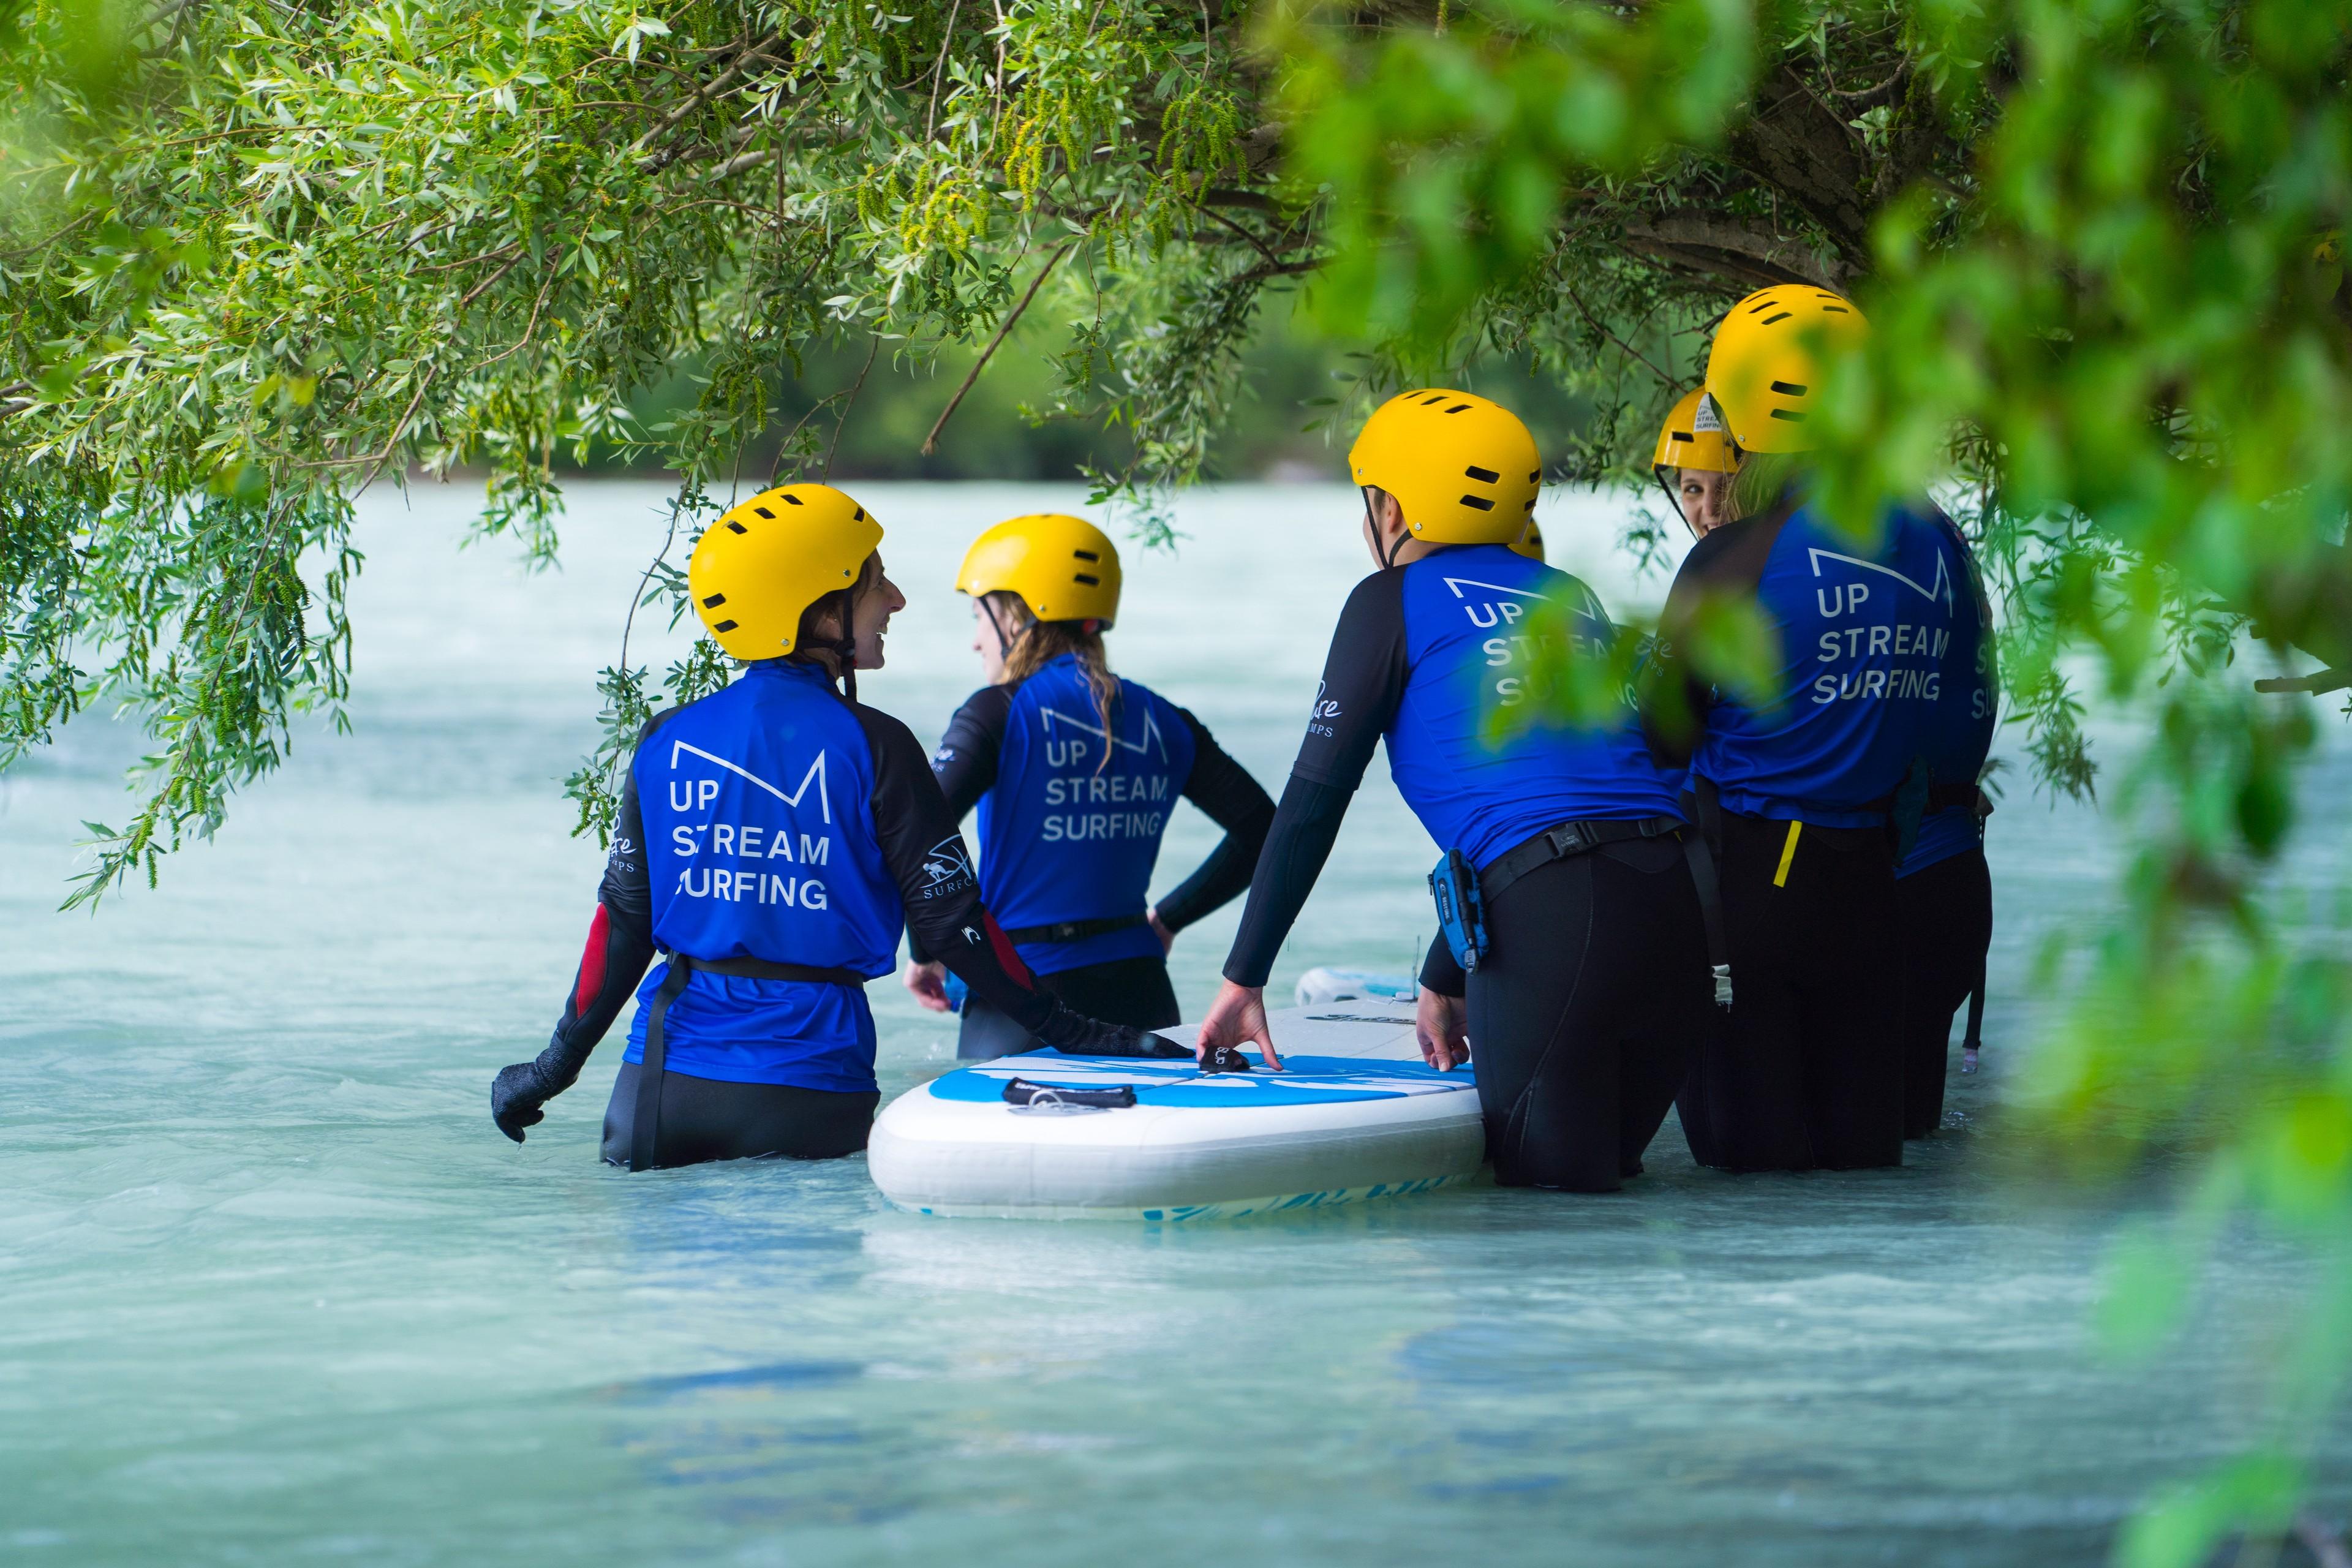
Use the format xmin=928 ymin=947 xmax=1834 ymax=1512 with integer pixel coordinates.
xmin=1292 ymin=966 xmax=1418 ymax=1008
xmin=868 ymin=1005 xmax=1485 ymax=1220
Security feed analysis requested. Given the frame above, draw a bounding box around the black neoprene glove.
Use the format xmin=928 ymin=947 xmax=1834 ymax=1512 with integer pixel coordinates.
xmin=1031 ymin=1003 xmax=1189 ymax=1058
xmin=491 ymin=1034 xmax=593 ymax=1144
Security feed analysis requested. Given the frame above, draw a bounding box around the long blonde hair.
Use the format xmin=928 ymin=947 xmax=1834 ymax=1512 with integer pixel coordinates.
xmin=981 ymin=590 xmax=1120 ymax=758
xmin=1728 ymin=450 xmax=1803 ymax=523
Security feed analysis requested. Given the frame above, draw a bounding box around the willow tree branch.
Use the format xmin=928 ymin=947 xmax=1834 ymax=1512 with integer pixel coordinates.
xmin=1563 ymin=285 xmax=1675 ymax=385
xmin=921 ymin=241 xmax=1073 ymax=456
xmin=824 ymin=336 xmax=881 ymax=480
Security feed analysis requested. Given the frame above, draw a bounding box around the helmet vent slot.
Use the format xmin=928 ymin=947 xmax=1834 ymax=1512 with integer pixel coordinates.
xmin=1822 ymin=305 xmax=1850 ymax=314
xmin=1459 ymin=494 xmax=1496 ymax=511
xmin=853 ymin=507 xmax=866 ymax=521
xmin=1073 ymin=549 xmax=1099 ymax=562
xmin=1074 ymin=573 xmax=1101 ymax=586
xmin=1523 ymin=499 xmax=1536 ymax=510
xmin=782 ymin=493 xmax=805 ymax=506
xmin=1422 ymin=393 xmax=1448 ymax=405
xmin=1762 ymin=312 xmax=1793 ymax=325
xmin=1770 ymin=380 xmax=1807 ymax=394
xmin=725 ymin=521 xmax=748 ymax=534
xmin=1769 ymin=409 xmax=1807 ymax=422
xmin=1668 ymin=432 xmax=1694 ymax=445
xmin=712 ymin=619 xmax=739 ymax=633
xmin=1528 ymin=470 xmax=1540 ymax=481
xmin=1445 ymin=404 xmax=1471 ymax=413
xmin=1464 ymin=465 xmax=1499 ymax=483
xmin=754 ymin=506 xmax=776 ymax=519
xmin=701 ymin=593 xmax=726 ymax=608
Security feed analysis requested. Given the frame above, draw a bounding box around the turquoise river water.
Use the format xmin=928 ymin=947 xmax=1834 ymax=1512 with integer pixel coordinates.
xmin=4 ymin=481 xmax=2347 ymax=1564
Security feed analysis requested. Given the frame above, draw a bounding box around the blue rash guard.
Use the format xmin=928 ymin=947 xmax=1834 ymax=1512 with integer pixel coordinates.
xmin=925 ymin=653 xmax=1275 ymax=976
xmin=977 ymin=657 xmax=1195 ymax=971
xmin=1644 ymin=497 xmax=1983 ymax=829
xmin=1222 ymin=543 xmax=1681 ymax=986
xmin=533 ymin=658 xmax=1090 ymax=1097
xmin=1900 ymin=513 xmax=1999 ymax=877
xmin=622 ymin=659 xmax=897 ymax=1090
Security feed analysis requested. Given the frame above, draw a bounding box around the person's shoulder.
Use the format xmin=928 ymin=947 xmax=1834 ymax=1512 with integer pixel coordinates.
xmin=843 ymin=699 xmax=924 ymax=767
xmin=952 ymin=682 xmax=1019 ymax=723
xmin=1338 ymin=564 xmax=1409 ymax=619
xmin=1676 ymin=513 xmax=1761 ymax=576
xmin=1114 ymin=668 xmax=1173 ymax=709
xmin=631 ymin=679 xmax=731 ymax=752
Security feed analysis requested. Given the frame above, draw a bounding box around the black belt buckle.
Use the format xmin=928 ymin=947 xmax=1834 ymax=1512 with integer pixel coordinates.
xmin=1545 ymin=823 xmax=1591 ymax=861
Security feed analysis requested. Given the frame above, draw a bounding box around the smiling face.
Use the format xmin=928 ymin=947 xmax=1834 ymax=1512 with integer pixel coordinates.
xmin=850 ymin=555 xmax=905 ymax=669
xmin=805 ymin=553 xmax=905 ymax=670
xmin=1678 ymin=467 xmax=1737 ymax=537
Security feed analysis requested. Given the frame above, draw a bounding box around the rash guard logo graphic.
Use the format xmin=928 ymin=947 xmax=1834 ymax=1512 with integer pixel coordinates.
xmin=666 ymin=740 xmax=832 ymax=823
xmin=917 ymin=837 xmax=975 ymax=899
xmin=1039 ymin=705 xmax=1168 ymax=761
xmin=1307 ymin=682 xmax=1342 ymax=741
xmin=1806 ymin=546 xmax=1955 ymax=612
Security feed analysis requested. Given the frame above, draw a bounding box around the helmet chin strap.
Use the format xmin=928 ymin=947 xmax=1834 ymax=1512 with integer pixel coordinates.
xmin=979 ymin=597 xmax=1017 ymax=666
xmin=826 ymin=590 xmax=859 ymax=704
xmin=1364 ymin=488 xmax=1409 ymax=570
xmin=1656 ymin=470 xmax=1696 ymax=539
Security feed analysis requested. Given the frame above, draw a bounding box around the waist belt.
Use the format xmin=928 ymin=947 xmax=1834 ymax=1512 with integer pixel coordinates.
xmin=998 ymin=912 xmax=1147 ymax=946
xmin=1926 ymin=780 xmax=1988 ymax=815
xmin=630 ymin=951 xmax=865 ymax=1172
xmin=1479 ymin=816 xmax=1684 ymax=905
xmin=1478 ymin=815 xmax=1731 ymax=1009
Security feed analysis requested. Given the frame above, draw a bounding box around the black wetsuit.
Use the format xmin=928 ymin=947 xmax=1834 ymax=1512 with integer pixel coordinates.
xmin=1892 ymin=510 xmax=1999 ymax=1138
xmin=1643 ymin=497 xmax=1985 ymax=1172
xmin=1224 ymin=546 xmax=1710 ymax=1193
xmin=922 ymin=668 xmax=1272 ymax=1057
xmin=1895 ymin=844 xmax=1992 ymax=1137
xmin=533 ymin=663 xmax=1147 ymax=1169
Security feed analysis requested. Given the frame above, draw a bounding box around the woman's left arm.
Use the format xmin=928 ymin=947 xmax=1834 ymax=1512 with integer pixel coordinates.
xmin=1150 ymin=709 xmax=1276 ymax=937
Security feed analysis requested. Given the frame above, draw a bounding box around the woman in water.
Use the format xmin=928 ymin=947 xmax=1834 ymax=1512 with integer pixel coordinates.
xmin=489 ymin=484 xmax=1163 ymax=1170
xmin=1194 ymin=393 xmax=1716 ymax=1193
xmin=903 ymin=513 xmax=1275 ymax=1056
xmin=1642 ymin=286 xmax=1988 ymax=1171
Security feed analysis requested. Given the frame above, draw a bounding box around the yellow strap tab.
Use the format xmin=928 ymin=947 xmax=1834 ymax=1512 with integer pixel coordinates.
xmin=1773 ymin=820 xmax=1804 ymax=888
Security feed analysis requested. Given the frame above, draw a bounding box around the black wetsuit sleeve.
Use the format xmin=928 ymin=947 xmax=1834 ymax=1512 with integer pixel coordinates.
xmin=907 ymin=684 xmax=1016 ymax=966
xmin=1221 ymin=573 xmax=1410 ymax=988
xmin=856 ymin=704 xmax=1056 ymax=1033
xmin=1640 ymin=508 xmax=1782 ymax=766
xmin=1420 ymin=930 xmax=1466 ymax=998
xmin=930 ymin=684 xmax=1012 ymax=820
xmin=1153 ymin=707 xmax=1276 ymax=935
xmin=541 ymin=729 xmax=665 ymax=1079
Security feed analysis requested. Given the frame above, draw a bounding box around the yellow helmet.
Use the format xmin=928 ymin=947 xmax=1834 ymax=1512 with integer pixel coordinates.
xmin=1348 ymin=389 xmax=1542 ymax=544
xmin=1651 ymin=388 xmax=1739 ymax=480
xmin=1509 ymin=520 xmax=1545 ymax=562
xmin=955 ymin=513 xmax=1121 ymax=627
xmin=687 ymin=483 xmax=883 ymax=660
xmin=1704 ymin=284 xmax=1869 ymax=454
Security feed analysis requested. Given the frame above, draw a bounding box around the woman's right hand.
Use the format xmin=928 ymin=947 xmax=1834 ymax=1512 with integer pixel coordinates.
xmin=903 ymin=960 xmax=952 ymax=1012
xmin=1195 ymin=980 xmax=1284 ymax=1071
xmin=1416 ymin=988 xmax=1469 ymax=1071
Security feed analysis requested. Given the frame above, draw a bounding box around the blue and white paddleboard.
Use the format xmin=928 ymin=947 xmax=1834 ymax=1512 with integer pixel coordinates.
xmin=867 ymin=1005 xmax=1486 ymax=1220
